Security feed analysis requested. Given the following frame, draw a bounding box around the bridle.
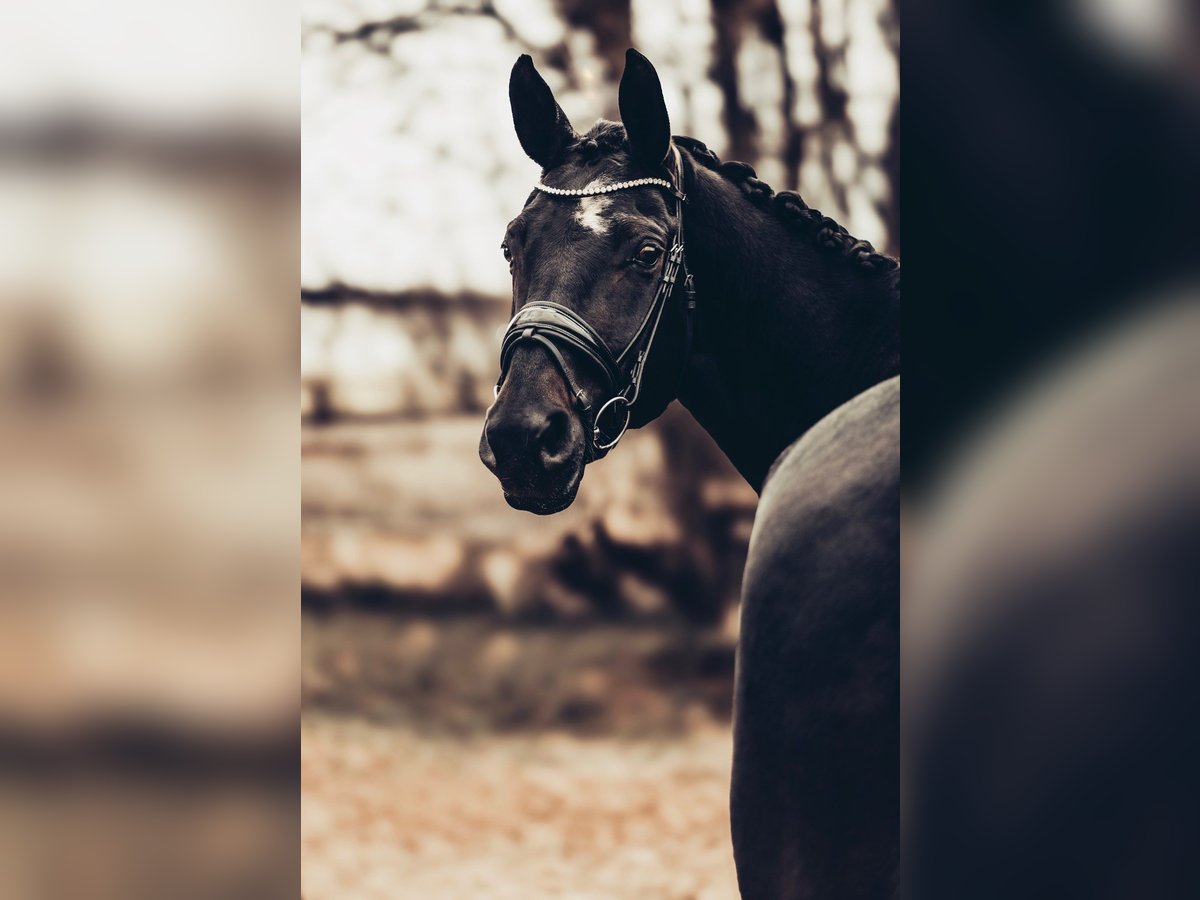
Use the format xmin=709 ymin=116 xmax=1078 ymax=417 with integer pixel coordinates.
xmin=494 ymin=147 xmax=696 ymax=456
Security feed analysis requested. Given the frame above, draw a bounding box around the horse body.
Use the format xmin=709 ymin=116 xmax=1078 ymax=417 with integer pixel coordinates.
xmin=672 ymin=138 xmax=900 ymax=899
xmin=733 ymin=377 xmax=899 ymax=899
xmin=484 ymin=49 xmax=899 ymax=898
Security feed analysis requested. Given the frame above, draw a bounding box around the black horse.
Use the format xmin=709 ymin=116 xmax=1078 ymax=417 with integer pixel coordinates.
xmin=480 ymin=49 xmax=899 ymax=899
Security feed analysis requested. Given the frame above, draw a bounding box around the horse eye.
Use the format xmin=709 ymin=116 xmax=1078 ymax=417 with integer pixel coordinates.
xmin=635 ymin=245 xmax=662 ymax=266
xmin=501 ymin=243 xmax=512 ymax=262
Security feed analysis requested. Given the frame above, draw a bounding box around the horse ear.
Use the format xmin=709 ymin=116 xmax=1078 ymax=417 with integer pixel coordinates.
xmin=619 ymin=48 xmax=671 ymax=170
xmin=509 ymin=54 xmax=575 ymax=169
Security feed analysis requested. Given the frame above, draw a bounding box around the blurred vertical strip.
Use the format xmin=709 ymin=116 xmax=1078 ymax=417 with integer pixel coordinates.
xmin=0 ymin=1 xmax=298 ymax=899
xmin=904 ymin=0 xmax=1200 ymax=897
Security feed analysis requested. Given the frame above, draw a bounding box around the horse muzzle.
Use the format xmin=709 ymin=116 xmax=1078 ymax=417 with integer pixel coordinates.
xmin=479 ymin=371 xmax=589 ymax=514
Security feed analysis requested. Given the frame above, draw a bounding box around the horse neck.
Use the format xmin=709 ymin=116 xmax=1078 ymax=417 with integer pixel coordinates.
xmin=677 ymin=159 xmax=900 ymax=490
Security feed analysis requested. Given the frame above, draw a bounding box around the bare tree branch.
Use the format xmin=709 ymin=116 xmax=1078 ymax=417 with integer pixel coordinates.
xmin=710 ymin=0 xmax=757 ymax=163
xmin=303 ymin=0 xmax=578 ymax=87
xmin=809 ymin=0 xmax=850 ymax=215
xmin=758 ymin=0 xmax=805 ymax=190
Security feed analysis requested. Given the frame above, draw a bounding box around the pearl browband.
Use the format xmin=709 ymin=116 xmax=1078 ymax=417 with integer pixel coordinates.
xmin=534 ymin=177 xmax=676 ymax=197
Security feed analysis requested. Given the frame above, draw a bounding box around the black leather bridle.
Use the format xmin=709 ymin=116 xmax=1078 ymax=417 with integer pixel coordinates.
xmin=494 ymin=149 xmax=695 ymax=455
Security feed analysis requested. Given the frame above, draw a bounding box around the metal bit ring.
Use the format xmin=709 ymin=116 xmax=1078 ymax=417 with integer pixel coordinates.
xmin=593 ymin=395 xmax=631 ymax=451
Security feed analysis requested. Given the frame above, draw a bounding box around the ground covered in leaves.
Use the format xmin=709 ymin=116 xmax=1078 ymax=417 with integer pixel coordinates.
xmin=302 ymin=714 xmax=739 ymax=899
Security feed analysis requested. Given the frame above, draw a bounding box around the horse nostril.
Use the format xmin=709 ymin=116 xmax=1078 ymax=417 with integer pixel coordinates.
xmin=484 ymin=418 xmax=522 ymax=468
xmin=537 ymin=410 xmax=571 ymax=464
xmin=485 ymin=409 xmax=574 ymax=473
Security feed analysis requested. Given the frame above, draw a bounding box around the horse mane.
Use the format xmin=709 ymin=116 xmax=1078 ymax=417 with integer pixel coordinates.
xmin=564 ymin=121 xmax=899 ymax=292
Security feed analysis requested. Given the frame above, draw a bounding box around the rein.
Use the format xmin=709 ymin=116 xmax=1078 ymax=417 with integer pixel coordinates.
xmin=495 ymin=148 xmax=696 ymax=455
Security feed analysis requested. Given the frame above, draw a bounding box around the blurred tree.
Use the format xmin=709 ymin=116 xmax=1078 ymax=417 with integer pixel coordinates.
xmin=303 ymin=0 xmax=897 ymax=254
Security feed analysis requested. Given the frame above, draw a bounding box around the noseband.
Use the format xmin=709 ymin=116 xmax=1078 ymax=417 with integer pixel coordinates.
xmin=494 ymin=152 xmax=695 ymax=455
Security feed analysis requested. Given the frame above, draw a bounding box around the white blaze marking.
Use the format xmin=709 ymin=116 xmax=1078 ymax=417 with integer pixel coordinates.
xmin=574 ymin=179 xmax=613 ymax=234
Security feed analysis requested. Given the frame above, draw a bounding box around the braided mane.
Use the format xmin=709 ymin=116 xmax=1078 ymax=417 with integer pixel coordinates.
xmin=671 ymin=135 xmax=899 ymax=285
xmin=561 ymin=122 xmax=898 ymax=290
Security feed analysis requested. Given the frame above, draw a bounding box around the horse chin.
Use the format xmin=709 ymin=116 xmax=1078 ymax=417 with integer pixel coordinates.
xmin=503 ymin=488 xmax=578 ymax=515
xmin=501 ymin=462 xmax=584 ymax=515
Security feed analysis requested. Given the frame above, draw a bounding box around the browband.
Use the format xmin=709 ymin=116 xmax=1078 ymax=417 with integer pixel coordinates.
xmin=534 ymin=176 xmax=679 ymax=199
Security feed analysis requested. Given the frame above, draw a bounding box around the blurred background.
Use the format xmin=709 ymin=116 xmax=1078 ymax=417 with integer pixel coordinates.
xmin=0 ymin=2 xmax=296 ymax=898
xmin=299 ymin=0 xmax=896 ymax=897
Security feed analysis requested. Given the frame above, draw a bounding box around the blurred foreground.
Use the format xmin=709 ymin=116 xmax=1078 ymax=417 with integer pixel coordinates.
xmin=906 ymin=295 xmax=1200 ymax=900
xmin=904 ymin=0 xmax=1200 ymax=895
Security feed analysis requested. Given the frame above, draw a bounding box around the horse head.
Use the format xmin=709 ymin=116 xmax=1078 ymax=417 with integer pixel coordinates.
xmin=479 ymin=50 xmax=693 ymax=514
